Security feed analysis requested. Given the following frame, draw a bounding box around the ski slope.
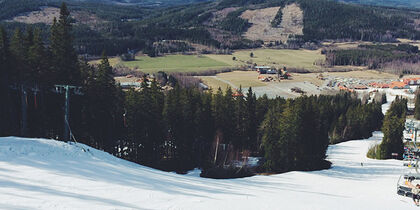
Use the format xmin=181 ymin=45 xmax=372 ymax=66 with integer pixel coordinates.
xmin=0 ymin=89 xmax=418 ymax=209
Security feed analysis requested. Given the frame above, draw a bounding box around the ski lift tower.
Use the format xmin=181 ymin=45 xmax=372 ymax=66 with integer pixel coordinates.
xmin=54 ymin=85 xmax=83 ymax=141
xmin=406 ymin=120 xmax=419 ymax=147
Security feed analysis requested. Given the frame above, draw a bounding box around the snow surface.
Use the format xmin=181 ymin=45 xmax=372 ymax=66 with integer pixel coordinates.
xmin=0 ymin=89 xmax=418 ymax=210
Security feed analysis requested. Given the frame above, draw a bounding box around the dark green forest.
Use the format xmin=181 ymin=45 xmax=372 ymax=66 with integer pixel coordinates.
xmin=325 ymin=44 xmax=420 ymax=69
xmin=338 ymin=0 xmax=420 ymax=9
xmin=0 ymin=3 xmax=388 ymax=177
xmin=1 ymin=0 xmax=420 ymax=56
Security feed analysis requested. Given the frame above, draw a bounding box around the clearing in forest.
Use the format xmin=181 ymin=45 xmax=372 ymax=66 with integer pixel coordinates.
xmin=240 ymin=4 xmax=303 ymax=42
xmin=8 ymin=6 xmax=105 ymax=28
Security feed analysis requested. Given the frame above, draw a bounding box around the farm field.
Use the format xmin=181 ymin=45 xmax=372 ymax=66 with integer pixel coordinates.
xmin=202 ymin=71 xmax=267 ymax=89
xmin=199 ymin=70 xmax=406 ymax=98
xmin=198 ymin=76 xmax=231 ymax=92
xmin=118 ymin=55 xmax=231 ymax=73
xmin=98 ymin=48 xmax=325 ymax=74
xmin=207 ymin=48 xmax=324 ymax=70
xmin=199 ymin=71 xmax=324 ymax=97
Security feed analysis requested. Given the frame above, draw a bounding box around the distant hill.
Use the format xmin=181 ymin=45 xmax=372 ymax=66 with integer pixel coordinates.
xmin=338 ymin=0 xmax=420 ymax=9
xmin=1 ymin=0 xmax=420 ymax=56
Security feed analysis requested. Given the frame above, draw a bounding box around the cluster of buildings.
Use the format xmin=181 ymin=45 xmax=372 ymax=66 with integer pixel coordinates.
xmin=331 ymin=77 xmax=420 ymax=92
xmin=254 ymin=66 xmax=291 ymax=82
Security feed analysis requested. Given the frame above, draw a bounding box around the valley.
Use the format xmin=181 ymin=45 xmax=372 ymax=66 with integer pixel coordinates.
xmin=2 ymin=0 xmax=420 ymax=209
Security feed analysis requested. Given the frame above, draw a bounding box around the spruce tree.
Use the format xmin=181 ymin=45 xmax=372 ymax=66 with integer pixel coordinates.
xmin=27 ymin=28 xmax=47 ymax=84
xmin=378 ymin=97 xmax=406 ymax=159
xmin=0 ymin=26 xmax=9 ymax=80
xmin=50 ymin=3 xmax=80 ymax=85
xmin=245 ymin=87 xmax=257 ymax=151
xmin=10 ymin=28 xmax=27 ymax=82
xmin=415 ymin=91 xmax=420 ymax=120
xmin=0 ymin=26 xmax=10 ymax=136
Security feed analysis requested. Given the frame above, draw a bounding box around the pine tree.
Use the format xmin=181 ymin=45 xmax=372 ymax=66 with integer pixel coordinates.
xmin=261 ymin=107 xmax=282 ymax=172
xmin=50 ymin=3 xmax=80 ymax=85
xmin=415 ymin=91 xmax=420 ymax=120
xmin=233 ymin=86 xmax=246 ymax=150
xmin=245 ymin=87 xmax=257 ymax=151
xmin=27 ymin=28 xmax=48 ymax=84
xmin=81 ymin=53 xmax=122 ymax=152
xmin=10 ymin=28 xmax=27 ymax=82
xmin=378 ymin=97 xmax=406 ymax=159
xmin=0 ymin=26 xmax=11 ymax=136
xmin=223 ymin=87 xmax=235 ymax=144
xmin=0 ymin=26 xmax=9 ymax=80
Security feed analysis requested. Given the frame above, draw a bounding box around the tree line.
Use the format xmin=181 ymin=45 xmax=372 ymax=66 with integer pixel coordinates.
xmin=368 ymin=97 xmax=407 ymax=159
xmin=324 ymin=44 xmax=420 ymax=69
xmin=0 ymin=3 xmax=386 ymax=176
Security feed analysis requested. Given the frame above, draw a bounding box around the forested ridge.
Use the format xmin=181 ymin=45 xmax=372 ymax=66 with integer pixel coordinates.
xmin=338 ymin=0 xmax=420 ymax=9
xmin=1 ymin=0 xmax=420 ymax=56
xmin=325 ymin=44 xmax=420 ymax=69
xmin=0 ymin=3 xmax=387 ymax=176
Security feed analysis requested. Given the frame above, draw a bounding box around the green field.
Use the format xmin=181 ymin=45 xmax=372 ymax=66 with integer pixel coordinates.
xmin=119 ymin=54 xmax=231 ymax=73
xmin=207 ymin=49 xmax=325 ymax=70
xmin=104 ymin=48 xmax=325 ymax=73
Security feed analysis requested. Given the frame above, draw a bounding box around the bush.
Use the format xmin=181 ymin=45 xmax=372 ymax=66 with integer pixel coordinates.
xmin=367 ymin=144 xmax=380 ymax=159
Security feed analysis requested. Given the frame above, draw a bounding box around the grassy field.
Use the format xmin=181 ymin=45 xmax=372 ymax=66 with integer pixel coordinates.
xmin=96 ymin=48 xmax=325 ymax=73
xmin=198 ymin=76 xmax=232 ymax=92
xmin=199 ymin=71 xmax=267 ymax=91
xmin=207 ymin=49 xmax=324 ymax=70
xmin=117 ymin=55 xmax=231 ymax=73
xmin=199 ymin=70 xmax=400 ymax=93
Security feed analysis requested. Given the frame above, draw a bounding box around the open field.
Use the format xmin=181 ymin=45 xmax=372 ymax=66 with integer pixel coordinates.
xmin=119 ymin=55 xmax=231 ymax=73
xmin=96 ymin=48 xmax=325 ymax=74
xmin=199 ymin=71 xmax=324 ymax=97
xmin=323 ymin=39 xmax=420 ymax=50
xmin=198 ymin=71 xmax=267 ymax=92
xmin=207 ymin=48 xmax=324 ymax=70
xmin=198 ymin=76 xmax=231 ymax=92
xmin=199 ymin=70 xmax=409 ymax=98
xmin=8 ymin=6 xmax=106 ymax=28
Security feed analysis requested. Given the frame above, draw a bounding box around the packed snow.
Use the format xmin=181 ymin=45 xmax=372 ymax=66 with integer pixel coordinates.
xmin=0 ymin=88 xmax=418 ymax=209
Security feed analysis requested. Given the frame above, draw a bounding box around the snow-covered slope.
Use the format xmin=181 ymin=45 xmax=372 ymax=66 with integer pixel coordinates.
xmin=0 ymin=134 xmax=416 ymax=209
xmin=0 ymin=89 xmax=417 ymax=209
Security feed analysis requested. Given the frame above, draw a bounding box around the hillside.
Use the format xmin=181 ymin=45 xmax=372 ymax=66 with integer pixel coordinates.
xmin=338 ymin=0 xmax=420 ymax=9
xmin=2 ymin=0 xmax=420 ymax=56
xmin=0 ymin=116 xmax=418 ymax=208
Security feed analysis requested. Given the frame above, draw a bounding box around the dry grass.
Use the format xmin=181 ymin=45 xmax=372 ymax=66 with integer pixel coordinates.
xmin=9 ymin=6 xmax=105 ymax=28
xmin=231 ymin=48 xmax=324 ymax=70
xmin=397 ymin=38 xmax=420 ymax=49
xmin=285 ymin=73 xmax=325 ymax=86
xmin=89 ymin=57 xmax=121 ymax=66
xmin=215 ymin=71 xmax=267 ymax=88
xmin=91 ymin=48 xmax=325 ymax=73
xmin=198 ymin=76 xmax=231 ymax=92
xmin=240 ymin=4 xmax=303 ymax=42
xmin=199 ymin=71 xmax=266 ymax=91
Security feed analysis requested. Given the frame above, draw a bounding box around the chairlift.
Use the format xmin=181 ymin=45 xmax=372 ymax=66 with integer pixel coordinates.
xmin=397 ymin=155 xmax=420 ymax=197
xmin=397 ymin=173 xmax=420 ymax=197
